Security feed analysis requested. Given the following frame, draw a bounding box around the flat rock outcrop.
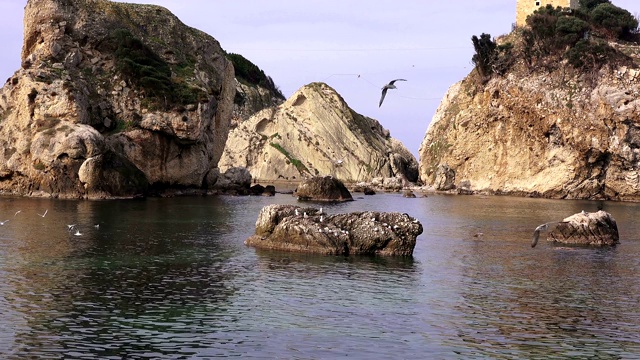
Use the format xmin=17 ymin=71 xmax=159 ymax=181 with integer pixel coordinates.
xmin=294 ymin=176 xmax=353 ymax=202
xmin=419 ymin=42 xmax=640 ymax=200
xmin=548 ymin=210 xmax=619 ymax=247
xmin=219 ymin=82 xmax=419 ymax=184
xmin=0 ymin=0 xmax=238 ymax=198
xmin=245 ymin=204 xmax=423 ymax=256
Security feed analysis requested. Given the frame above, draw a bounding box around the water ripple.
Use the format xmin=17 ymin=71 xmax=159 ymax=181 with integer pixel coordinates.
xmin=1 ymin=195 xmax=639 ymax=358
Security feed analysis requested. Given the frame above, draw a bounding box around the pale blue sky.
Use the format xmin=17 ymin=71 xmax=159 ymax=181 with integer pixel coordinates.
xmin=0 ymin=1 xmax=637 ymax=157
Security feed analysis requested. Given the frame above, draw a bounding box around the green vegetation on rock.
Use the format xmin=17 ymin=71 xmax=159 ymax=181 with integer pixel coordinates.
xmin=471 ymin=1 xmax=638 ymax=78
xmin=111 ymin=29 xmax=207 ymax=110
xmin=269 ymin=142 xmax=310 ymax=175
xmin=227 ymin=53 xmax=285 ymax=100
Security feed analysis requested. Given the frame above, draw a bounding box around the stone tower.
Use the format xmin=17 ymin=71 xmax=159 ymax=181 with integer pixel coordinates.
xmin=515 ymin=0 xmax=578 ymax=27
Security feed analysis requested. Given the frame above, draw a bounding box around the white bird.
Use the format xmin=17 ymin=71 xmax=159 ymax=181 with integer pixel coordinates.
xmin=0 ymin=220 xmax=9 ymax=225
xmin=73 ymin=229 xmax=82 ymax=236
xmin=320 ymin=216 xmax=324 ymax=222
xmin=295 ymin=209 xmax=299 ymax=216
xmin=379 ymin=79 xmax=407 ymax=107
xmin=38 ymin=209 xmax=48 ymax=218
xmin=94 ymin=224 xmax=100 ymax=229
xmin=531 ymin=221 xmax=567 ymax=248
xmin=14 ymin=210 xmax=21 ymax=217
xmin=303 ymin=212 xmax=308 ymax=219
xmin=319 ymin=207 xmax=323 ymax=215
xmin=67 ymin=224 xmax=76 ymax=231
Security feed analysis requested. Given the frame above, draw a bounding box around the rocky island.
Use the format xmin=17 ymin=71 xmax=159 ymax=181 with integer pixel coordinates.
xmin=0 ymin=0 xmax=281 ymax=199
xmin=245 ymin=204 xmax=423 ymax=256
xmin=419 ymin=3 xmax=640 ymax=201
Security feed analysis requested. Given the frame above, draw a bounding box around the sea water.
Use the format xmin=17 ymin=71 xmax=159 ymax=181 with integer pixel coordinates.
xmin=0 ymin=193 xmax=638 ymax=358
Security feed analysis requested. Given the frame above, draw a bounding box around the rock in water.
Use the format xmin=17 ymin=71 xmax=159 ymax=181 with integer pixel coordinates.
xmin=245 ymin=204 xmax=423 ymax=256
xmin=547 ymin=210 xmax=619 ymax=246
xmin=418 ymin=39 xmax=640 ymax=201
xmin=294 ymin=176 xmax=353 ymax=202
xmin=0 ymin=0 xmax=243 ymax=198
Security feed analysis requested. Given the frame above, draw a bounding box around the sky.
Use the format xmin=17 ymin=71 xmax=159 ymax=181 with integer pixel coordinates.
xmin=0 ymin=1 xmax=638 ymax=158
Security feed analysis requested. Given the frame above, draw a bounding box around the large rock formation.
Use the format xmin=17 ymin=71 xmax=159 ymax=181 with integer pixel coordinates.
xmin=219 ymin=82 xmax=419 ymax=184
xmin=0 ymin=0 xmax=237 ymax=198
xmin=245 ymin=204 xmax=423 ymax=256
xmin=420 ymin=47 xmax=640 ymax=200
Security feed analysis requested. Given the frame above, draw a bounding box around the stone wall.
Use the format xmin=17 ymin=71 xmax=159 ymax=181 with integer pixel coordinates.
xmin=515 ymin=0 xmax=578 ymax=26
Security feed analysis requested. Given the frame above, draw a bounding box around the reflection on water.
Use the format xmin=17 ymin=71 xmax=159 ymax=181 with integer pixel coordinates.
xmin=0 ymin=194 xmax=639 ymax=358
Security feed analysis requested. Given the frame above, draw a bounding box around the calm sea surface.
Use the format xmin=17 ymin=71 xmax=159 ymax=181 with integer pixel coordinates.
xmin=0 ymin=192 xmax=639 ymax=359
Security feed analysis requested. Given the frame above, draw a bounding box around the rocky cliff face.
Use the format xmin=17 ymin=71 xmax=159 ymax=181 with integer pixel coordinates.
xmin=419 ymin=45 xmax=640 ymax=200
xmin=219 ymin=82 xmax=419 ymax=184
xmin=232 ymin=80 xmax=283 ymax=127
xmin=0 ymin=0 xmax=236 ymax=198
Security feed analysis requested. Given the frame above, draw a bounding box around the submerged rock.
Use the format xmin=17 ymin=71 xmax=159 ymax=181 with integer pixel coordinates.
xmin=245 ymin=204 xmax=423 ymax=256
xmin=547 ymin=210 xmax=619 ymax=246
xmin=294 ymin=176 xmax=353 ymax=202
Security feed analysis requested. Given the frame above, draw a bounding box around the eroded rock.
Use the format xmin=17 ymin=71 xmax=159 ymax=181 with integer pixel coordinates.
xmin=245 ymin=204 xmax=423 ymax=256
xmin=0 ymin=0 xmax=241 ymax=198
xmin=419 ymin=44 xmax=640 ymax=201
xmin=220 ymin=82 xmax=419 ymax=184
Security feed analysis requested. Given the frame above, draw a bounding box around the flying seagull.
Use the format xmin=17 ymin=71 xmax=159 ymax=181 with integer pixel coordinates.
xmin=38 ymin=209 xmax=48 ymax=218
xmin=379 ymin=79 xmax=407 ymax=107
xmin=0 ymin=220 xmax=9 ymax=225
xmin=531 ymin=221 xmax=567 ymax=248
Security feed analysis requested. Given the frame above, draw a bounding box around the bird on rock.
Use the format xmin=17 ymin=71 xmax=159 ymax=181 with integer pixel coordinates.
xmin=379 ymin=79 xmax=406 ymax=107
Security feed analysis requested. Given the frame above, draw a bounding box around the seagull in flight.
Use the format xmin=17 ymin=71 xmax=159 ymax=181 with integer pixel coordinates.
xmin=379 ymin=79 xmax=407 ymax=107
xmin=73 ymin=229 xmax=82 ymax=236
xmin=0 ymin=220 xmax=9 ymax=225
xmin=14 ymin=210 xmax=21 ymax=217
xmin=531 ymin=221 xmax=567 ymax=248
xmin=38 ymin=209 xmax=48 ymax=218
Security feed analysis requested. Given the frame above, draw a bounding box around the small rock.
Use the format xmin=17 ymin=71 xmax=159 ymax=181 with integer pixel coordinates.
xmin=403 ymin=190 xmax=416 ymax=198
xmin=548 ymin=210 xmax=619 ymax=246
xmin=294 ymin=176 xmax=353 ymax=202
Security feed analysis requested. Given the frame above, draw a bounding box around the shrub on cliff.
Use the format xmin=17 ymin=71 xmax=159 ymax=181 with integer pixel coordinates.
xmin=578 ymin=0 xmax=610 ymax=12
xmin=227 ymin=53 xmax=285 ymax=100
xmin=471 ymin=33 xmax=514 ymax=79
xmin=111 ymin=29 xmax=207 ymax=110
xmin=518 ymin=3 xmax=636 ymax=72
xmin=589 ymin=3 xmax=638 ymax=39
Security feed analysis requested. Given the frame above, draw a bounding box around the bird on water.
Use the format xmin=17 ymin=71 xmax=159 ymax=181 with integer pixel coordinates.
xmin=379 ymin=79 xmax=407 ymax=107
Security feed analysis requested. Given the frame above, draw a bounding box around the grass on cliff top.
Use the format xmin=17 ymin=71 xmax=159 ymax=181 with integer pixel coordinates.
xmin=227 ymin=53 xmax=285 ymax=100
xmin=110 ymin=29 xmax=207 ymax=111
